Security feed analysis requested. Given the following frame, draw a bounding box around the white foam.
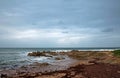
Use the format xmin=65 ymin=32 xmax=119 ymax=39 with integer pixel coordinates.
xmin=54 ymin=49 xmax=116 ymax=52
xmin=54 ymin=50 xmax=71 ymax=52
xmin=77 ymin=49 xmax=116 ymax=51
xmin=33 ymin=57 xmax=50 ymax=61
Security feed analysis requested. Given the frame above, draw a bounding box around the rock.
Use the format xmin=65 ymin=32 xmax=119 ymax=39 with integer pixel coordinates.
xmin=117 ymin=71 xmax=120 ymax=73
xmin=28 ymin=52 xmax=52 ymax=57
xmin=71 ymin=50 xmax=79 ymax=52
xmin=70 ymin=71 xmax=76 ymax=76
xmin=28 ymin=52 xmax=46 ymax=56
xmin=55 ymin=57 xmax=65 ymax=60
xmin=30 ymin=73 xmax=37 ymax=77
xmin=38 ymin=73 xmax=42 ymax=75
xmin=1 ymin=74 xmax=7 ymax=78
xmin=19 ymin=73 xmax=27 ymax=77
xmin=88 ymin=60 xmax=98 ymax=64
xmin=31 ymin=62 xmax=49 ymax=66
xmin=48 ymin=52 xmax=58 ymax=56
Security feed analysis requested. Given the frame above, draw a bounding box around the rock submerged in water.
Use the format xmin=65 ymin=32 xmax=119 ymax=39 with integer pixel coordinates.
xmin=27 ymin=52 xmax=52 ymax=57
xmin=31 ymin=62 xmax=50 ymax=66
xmin=55 ymin=57 xmax=65 ymax=60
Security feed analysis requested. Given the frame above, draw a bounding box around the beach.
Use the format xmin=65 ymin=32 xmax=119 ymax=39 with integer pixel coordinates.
xmin=1 ymin=0 xmax=120 ymax=77
xmin=0 ymin=49 xmax=120 ymax=78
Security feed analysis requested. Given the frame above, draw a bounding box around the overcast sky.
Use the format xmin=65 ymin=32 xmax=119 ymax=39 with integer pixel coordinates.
xmin=0 ymin=0 xmax=120 ymax=48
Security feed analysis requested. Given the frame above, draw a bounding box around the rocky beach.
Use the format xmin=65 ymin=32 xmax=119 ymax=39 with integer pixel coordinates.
xmin=1 ymin=50 xmax=120 ymax=78
xmin=1 ymin=0 xmax=120 ymax=77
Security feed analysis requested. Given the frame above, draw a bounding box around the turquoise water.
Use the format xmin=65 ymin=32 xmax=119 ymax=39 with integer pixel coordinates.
xmin=0 ymin=48 xmax=119 ymax=70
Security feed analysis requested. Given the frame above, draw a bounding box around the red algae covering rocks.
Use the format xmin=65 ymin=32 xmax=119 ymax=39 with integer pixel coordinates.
xmin=1 ymin=63 xmax=120 ymax=78
xmin=35 ymin=63 xmax=120 ymax=78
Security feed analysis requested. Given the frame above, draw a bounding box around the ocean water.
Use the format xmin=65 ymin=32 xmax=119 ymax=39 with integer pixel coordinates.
xmin=0 ymin=48 xmax=119 ymax=70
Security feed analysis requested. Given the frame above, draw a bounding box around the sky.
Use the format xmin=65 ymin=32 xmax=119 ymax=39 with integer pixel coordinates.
xmin=0 ymin=0 xmax=120 ymax=48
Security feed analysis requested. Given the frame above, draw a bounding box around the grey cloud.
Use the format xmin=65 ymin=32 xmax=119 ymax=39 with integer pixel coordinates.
xmin=102 ymin=28 xmax=114 ymax=33
xmin=0 ymin=0 xmax=120 ymax=47
xmin=62 ymin=31 xmax=69 ymax=34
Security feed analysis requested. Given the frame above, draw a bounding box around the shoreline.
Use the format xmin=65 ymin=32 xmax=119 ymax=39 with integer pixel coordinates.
xmin=1 ymin=50 xmax=120 ymax=78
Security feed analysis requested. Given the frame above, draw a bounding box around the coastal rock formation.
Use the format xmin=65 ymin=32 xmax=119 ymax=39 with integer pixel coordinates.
xmin=1 ymin=50 xmax=120 ymax=78
xmin=28 ymin=51 xmax=52 ymax=57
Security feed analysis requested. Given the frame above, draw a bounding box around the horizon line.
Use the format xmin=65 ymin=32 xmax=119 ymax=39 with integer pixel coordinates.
xmin=0 ymin=47 xmax=120 ymax=49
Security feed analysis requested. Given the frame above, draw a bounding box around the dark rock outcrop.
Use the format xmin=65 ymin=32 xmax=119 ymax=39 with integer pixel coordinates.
xmin=28 ymin=52 xmax=52 ymax=57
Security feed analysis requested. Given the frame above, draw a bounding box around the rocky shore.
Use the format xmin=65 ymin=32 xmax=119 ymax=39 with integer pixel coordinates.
xmin=1 ymin=50 xmax=120 ymax=78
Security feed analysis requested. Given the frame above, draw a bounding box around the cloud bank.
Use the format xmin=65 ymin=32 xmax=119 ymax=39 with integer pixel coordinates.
xmin=0 ymin=0 xmax=120 ymax=47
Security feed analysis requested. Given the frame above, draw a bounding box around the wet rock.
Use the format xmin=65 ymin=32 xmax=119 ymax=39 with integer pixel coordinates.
xmin=28 ymin=52 xmax=46 ymax=56
xmin=88 ymin=60 xmax=98 ymax=64
xmin=38 ymin=73 xmax=42 ymax=76
xmin=31 ymin=62 xmax=49 ymax=66
xmin=1 ymin=74 xmax=7 ymax=78
xmin=117 ymin=71 xmax=120 ymax=73
xmin=28 ymin=52 xmax=52 ymax=57
xmin=55 ymin=57 xmax=65 ymax=60
xmin=48 ymin=52 xmax=59 ymax=56
xmin=71 ymin=50 xmax=79 ymax=52
xmin=29 ymin=72 xmax=37 ymax=77
xmin=19 ymin=73 xmax=27 ymax=77
xmin=70 ymin=71 xmax=76 ymax=76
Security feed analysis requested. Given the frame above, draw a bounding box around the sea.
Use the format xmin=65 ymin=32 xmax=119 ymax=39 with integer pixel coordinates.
xmin=0 ymin=47 xmax=120 ymax=70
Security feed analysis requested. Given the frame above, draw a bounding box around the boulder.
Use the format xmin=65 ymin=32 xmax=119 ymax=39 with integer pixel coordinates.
xmin=28 ymin=52 xmax=46 ymax=56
